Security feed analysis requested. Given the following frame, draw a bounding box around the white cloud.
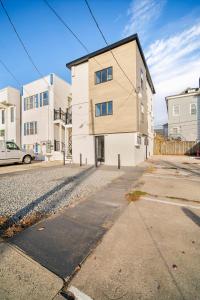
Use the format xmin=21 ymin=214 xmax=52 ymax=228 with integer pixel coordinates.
xmin=123 ymin=0 xmax=166 ymax=38
xmin=146 ymin=23 xmax=200 ymax=125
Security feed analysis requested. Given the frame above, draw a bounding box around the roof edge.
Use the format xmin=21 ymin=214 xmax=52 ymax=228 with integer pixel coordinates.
xmin=66 ymin=34 xmax=155 ymax=94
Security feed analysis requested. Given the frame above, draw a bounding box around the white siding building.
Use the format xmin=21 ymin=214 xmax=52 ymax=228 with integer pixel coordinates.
xmin=22 ymin=74 xmax=72 ymax=161
xmin=0 ymin=86 xmax=21 ymax=145
xmin=166 ymin=87 xmax=200 ymax=141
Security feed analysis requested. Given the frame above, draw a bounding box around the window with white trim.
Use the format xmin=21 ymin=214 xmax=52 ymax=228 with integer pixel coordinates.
xmin=24 ymin=121 xmax=37 ymax=136
xmin=24 ymin=91 xmax=48 ymax=111
xmin=172 ymin=104 xmax=180 ymax=116
xmin=172 ymin=127 xmax=179 ymax=134
xmin=190 ymin=103 xmax=197 ymax=115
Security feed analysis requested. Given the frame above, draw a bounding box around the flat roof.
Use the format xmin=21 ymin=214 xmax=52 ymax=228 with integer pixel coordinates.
xmin=66 ymin=34 xmax=155 ymax=94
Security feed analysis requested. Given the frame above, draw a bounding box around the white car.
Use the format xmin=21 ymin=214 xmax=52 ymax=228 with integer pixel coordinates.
xmin=0 ymin=140 xmax=35 ymax=165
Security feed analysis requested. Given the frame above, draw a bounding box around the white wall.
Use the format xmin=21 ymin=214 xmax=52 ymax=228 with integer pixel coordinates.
xmin=53 ymin=74 xmax=71 ymax=109
xmin=105 ymin=133 xmax=135 ymax=166
xmin=71 ymin=62 xmax=95 ymax=164
xmin=0 ymin=87 xmax=21 ymax=145
xmin=104 ymin=132 xmax=148 ymax=166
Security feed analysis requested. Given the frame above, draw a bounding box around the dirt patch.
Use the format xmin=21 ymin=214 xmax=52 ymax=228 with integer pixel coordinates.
xmin=0 ymin=212 xmax=49 ymax=238
xmin=145 ymin=166 xmax=156 ymax=173
xmin=126 ymin=190 xmax=147 ymax=202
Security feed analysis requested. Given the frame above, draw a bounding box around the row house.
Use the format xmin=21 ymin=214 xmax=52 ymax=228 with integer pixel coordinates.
xmin=66 ymin=34 xmax=155 ymax=166
xmin=0 ymin=86 xmax=21 ymax=145
xmin=22 ymin=73 xmax=72 ymax=160
xmin=166 ymin=84 xmax=200 ymax=141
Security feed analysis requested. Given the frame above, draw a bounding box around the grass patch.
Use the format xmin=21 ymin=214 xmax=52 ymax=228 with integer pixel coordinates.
xmin=126 ymin=190 xmax=147 ymax=202
xmin=0 ymin=212 xmax=48 ymax=238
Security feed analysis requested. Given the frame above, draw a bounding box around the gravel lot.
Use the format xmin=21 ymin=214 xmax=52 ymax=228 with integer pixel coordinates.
xmin=0 ymin=165 xmax=123 ymax=220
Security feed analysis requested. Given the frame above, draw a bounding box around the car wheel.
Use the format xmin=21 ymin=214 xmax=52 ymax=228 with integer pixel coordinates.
xmin=23 ymin=155 xmax=32 ymax=164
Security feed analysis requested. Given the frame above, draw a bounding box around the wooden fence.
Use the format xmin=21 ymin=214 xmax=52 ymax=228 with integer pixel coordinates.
xmin=154 ymin=139 xmax=199 ymax=155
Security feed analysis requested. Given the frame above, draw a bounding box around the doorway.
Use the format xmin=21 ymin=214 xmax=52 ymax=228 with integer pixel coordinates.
xmin=95 ymin=136 xmax=105 ymax=164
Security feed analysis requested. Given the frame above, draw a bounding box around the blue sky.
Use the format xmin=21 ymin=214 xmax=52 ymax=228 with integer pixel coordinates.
xmin=0 ymin=0 xmax=200 ymax=124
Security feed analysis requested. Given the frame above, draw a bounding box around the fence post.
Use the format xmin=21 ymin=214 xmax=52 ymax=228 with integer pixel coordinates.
xmin=118 ymin=154 xmax=121 ymax=169
xmin=80 ymin=153 xmax=82 ymax=166
xmin=63 ymin=150 xmax=65 ymax=165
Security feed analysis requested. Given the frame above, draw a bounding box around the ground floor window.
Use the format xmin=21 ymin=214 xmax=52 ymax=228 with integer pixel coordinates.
xmin=0 ymin=129 xmax=5 ymax=137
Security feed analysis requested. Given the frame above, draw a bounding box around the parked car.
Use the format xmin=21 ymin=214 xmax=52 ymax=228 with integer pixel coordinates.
xmin=0 ymin=140 xmax=35 ymax=165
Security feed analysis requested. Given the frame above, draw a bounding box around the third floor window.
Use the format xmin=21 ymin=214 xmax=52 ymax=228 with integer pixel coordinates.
xmin=24 ymin=91 xmax=49 ymax=111
xmin=95 ymin=67 xmax=113 ymax=84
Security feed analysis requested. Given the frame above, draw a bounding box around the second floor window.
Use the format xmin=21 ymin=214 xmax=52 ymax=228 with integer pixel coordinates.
xmin=95 ymin=67 xmax=113 ymax=84
xmin=10 ymin=107 xmax=14 ymax=123
xmin=95 ymin=101 xmax=113 ymax=117
xmin=190 ymin=103 xmax=197 ymax=115
xmin=24 ymin=121 xmax=37 ymax=136
xmin=172 ymin=104 xmax=180 ymax=116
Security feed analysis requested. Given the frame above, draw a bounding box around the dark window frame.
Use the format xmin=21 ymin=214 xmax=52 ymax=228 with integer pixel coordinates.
xmin=95 ymin=67 xmax=113 ymax=85
xmin=95 ymin=101 xmax=113 ymax=117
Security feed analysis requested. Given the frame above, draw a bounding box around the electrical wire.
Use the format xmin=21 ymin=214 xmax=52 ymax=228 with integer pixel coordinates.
xmin=84 ymin=0 xmax=137 ymax=93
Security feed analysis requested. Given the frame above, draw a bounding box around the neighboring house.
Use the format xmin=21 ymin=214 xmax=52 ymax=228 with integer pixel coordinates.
xmin=0 ymin=86 xmax=21 ymax=145
xmin=66 ymin=34 xmax=155 ymax=166
xmin=166 ymin=86 xmax=200 ymax=141
xmin=22 ymin=73 xmax=72 ymax=161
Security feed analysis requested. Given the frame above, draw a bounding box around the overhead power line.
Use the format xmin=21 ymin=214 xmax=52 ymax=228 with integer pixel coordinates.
xmin=43 ymin=0 xmax=89 ymax=53
xmin=0 ymin=58 xmax=32 ymax=96
xmin=0 ymin=58 xmax=22 ymax=88
xmin=84 ymin=0 xmax=137 ymax=93
xmin=0 ymin=0 xmax=48 ymax=86
xmin=43 ymin=0 xmax=132 ymax=95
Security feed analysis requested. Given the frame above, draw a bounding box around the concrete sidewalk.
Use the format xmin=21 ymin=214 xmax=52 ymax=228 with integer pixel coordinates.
xmin=9 ymin=166 xmax=145 ymax=280
xmin=0 ymin=239 xmax=63 ymax=300
xmin=68 ymin=198 xmax=200 ymax=300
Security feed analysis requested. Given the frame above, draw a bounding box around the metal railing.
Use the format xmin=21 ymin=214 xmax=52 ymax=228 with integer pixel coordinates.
xmin=54 ymin=107 xmax=72 ymax=125
xmin=54 ymin=108 xmax=66 ymax=123
xmin=54 ymin=140 xmax=65 ymax=152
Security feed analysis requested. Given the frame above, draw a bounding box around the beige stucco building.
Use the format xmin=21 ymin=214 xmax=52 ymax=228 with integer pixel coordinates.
xmin=66 ymin=34 xmax=155 ymax=166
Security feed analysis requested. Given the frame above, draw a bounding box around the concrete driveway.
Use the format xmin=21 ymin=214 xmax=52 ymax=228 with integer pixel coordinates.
xmin=67 ymin=156 xmax=200 ymax=300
